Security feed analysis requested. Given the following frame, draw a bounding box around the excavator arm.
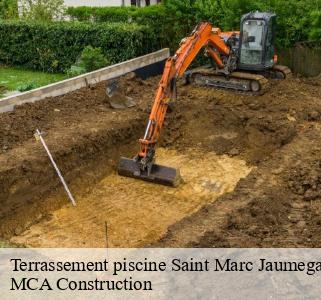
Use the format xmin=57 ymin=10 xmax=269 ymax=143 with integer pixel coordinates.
xmin=139 ymin=23 xmax=230 ymax=170
xmin=118 ymin=22 xmax=231 ymax=186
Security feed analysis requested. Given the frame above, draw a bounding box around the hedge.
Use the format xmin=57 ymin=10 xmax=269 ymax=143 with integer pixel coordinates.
xmin=66 ymin=5 xmax=172 ymax=48
xmin=0 ymin=20 xmax=159 ymax=72
xmin=67 ymin=1 xmax=321 ymax=49
xmin=66 ymin=6 xmax=136 ymax=23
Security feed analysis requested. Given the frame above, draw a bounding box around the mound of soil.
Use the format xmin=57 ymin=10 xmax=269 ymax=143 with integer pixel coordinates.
xmin=0 ymin=74 xmax=152 ymax=153
xmin=287 ymin=159 xmax=321 ymax=201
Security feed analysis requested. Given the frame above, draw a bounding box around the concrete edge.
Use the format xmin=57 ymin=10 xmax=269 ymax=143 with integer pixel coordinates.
xmin=0 ymin=48 xmax=170 ymax=113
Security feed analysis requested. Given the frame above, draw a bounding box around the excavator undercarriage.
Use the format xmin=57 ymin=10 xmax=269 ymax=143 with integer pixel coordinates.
xmin=186 ymin=64 xmax=291 ymax=94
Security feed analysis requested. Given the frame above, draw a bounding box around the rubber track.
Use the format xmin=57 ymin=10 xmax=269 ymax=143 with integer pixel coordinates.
xmin=190 ymin=68 xmax=269 ymax=95
xmin=188 ymin=64 xmax=292 ymax=95
xmin=272 ymin=64 xmax=292 ymax=79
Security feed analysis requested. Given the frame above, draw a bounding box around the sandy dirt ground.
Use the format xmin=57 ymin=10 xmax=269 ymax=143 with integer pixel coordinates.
xmin=11 ymin=148 xmax=250 ymax=247
xmin=0 ymin=72 xmax=321 ymax=248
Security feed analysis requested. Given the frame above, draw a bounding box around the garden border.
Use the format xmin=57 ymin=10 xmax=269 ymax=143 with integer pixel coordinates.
xmin=0 ymin=48 xmax=170 ymax=113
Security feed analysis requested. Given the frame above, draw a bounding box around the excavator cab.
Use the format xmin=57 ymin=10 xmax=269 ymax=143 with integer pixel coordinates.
xmin=239 ymin=12 xmax=276 ymax=71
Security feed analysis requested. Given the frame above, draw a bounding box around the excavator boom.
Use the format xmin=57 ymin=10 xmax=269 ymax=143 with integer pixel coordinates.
xmin=118 ymin=22 xmax=231 ymax=186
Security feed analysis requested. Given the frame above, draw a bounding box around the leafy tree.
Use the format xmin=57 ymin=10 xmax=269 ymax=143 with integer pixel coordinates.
xmin=162 ymin=0 xmax=198 ymax=37
xmin=219 ymin=0 xmax=267 ymax=30
xmin=163 ymin=0 xmax=321 ymax=47
xmin=270 ymin=0 xmax=321 ymax=47
xmin=309 ymin=10 xmax=321 ymax=41
xmin=0 ymin=0 xmax=18 ymax=19
xmin=162 ymin=0 xmax=223 ymax=49
xmin=20 ymin=0 xmax=66 ymax=21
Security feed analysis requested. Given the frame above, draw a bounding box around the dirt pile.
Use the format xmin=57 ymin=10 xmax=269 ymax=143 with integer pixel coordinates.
xmin=0 ymin=75 xmax=152 ymax=153
xmin=287 ymin=159 xmax=321 ymax=201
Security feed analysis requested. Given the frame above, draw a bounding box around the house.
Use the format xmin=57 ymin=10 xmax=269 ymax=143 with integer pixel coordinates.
xmin=18 ymin=0 xmax=161 ymax=17
xmin=64 ymin=0 xmax=160 ymax=7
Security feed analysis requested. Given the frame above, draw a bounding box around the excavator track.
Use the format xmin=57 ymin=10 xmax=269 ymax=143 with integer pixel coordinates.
xmin=186 ymin=64 xmax=291 ymax=95
xmin=187 ymin=67 xmax=269 ymax=95
xmin=271 ymin=64 xmax=292 ymax=79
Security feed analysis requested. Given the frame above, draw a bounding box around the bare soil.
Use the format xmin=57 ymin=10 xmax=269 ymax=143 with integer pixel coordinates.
xmin=0 ymin=72 xmax=320 ymax=248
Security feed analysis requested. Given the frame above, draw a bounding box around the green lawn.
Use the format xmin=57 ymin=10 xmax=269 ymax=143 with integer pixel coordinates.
xmin=0 ymin=66 xmax=66 ymax=96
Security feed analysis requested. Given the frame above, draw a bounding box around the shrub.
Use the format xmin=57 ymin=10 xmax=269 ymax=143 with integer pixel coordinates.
xmin=77 ymin=46 xmax=108 ymax=72
xmin=17 ymin=82 xmax=38 ymax=92
xmin=66 ymin=6 xmax=95 ymax=22
xmin=67 ymin=46 xmax=109 ymax=76
xmin=66 ymin=65 xmax=86 ymax=77
xmin=94 ymin=6 xmax=136 ymax=23
xmin=0 ymin=20 xmax=158 ymax=72
xmin=67 ymin=6 xmax=134 ymax=23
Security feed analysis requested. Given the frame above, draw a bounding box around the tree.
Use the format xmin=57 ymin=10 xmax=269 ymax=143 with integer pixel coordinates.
xmin=163 ymin=0 xmax=321 ymax=47
xmin=309 ymin=10 xmax=321 ymax=41
xmin=0 ymin=0 xmax=18 ymax=19
xmin=20 ymin=0 xmax=66 ymax=21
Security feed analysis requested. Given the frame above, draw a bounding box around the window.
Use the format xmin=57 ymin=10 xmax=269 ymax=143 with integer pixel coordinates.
xmin=240 ymin=20 xmax=264 ymax=65
xmin=264 ymin=17 xmax=276 ymax=66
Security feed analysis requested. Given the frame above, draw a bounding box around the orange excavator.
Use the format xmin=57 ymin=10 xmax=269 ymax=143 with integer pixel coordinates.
xmin=118 ymin=12 xmax=291 ymax=186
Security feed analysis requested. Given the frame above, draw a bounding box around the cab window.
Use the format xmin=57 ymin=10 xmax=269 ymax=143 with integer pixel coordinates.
xmin=264 ymin=17 xmax=275 ymax=66
xmin=240 ymin=20 xmax=264 ymax=65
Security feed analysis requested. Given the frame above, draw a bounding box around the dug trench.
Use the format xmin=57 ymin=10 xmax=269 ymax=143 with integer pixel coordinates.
xmin=0 ymin=72 xmax=321 ymax=247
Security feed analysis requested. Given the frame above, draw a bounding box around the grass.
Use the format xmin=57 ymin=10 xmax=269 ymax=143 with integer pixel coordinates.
xmin=0 ymin=65 xmax=66 ymax=97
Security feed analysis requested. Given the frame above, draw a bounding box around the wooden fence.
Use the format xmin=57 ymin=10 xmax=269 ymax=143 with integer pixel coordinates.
xmin=279 ymin=41 xmax=321 ymax=77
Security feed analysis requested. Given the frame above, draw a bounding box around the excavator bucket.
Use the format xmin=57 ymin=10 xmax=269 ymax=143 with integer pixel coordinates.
xmin=106 ymin=81 xmax=136 ymax=109
xmin=118 ymin=157 xmax=181 ymax=187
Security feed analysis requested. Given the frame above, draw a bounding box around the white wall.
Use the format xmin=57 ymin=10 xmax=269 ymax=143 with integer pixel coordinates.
xmin=64 ymin=0 xmax=122 ymax=7
xmin=63 ymin=0 xmax=158 ymax=7
xmin=18 ymin=0 xmax=159 ymax=16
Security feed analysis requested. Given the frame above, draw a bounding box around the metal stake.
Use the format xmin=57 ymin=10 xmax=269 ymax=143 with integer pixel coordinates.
xmin=105 ymin=221 xmax=108 ymax=249
xmin=35 ymin=129 xmax=76 ymax=206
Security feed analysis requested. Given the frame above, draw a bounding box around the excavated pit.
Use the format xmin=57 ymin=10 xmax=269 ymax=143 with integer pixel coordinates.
xmin=0 ymin=72 xmax=321 ymax=248
xmin=11 ymin=149 xmax=250 ymax=247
